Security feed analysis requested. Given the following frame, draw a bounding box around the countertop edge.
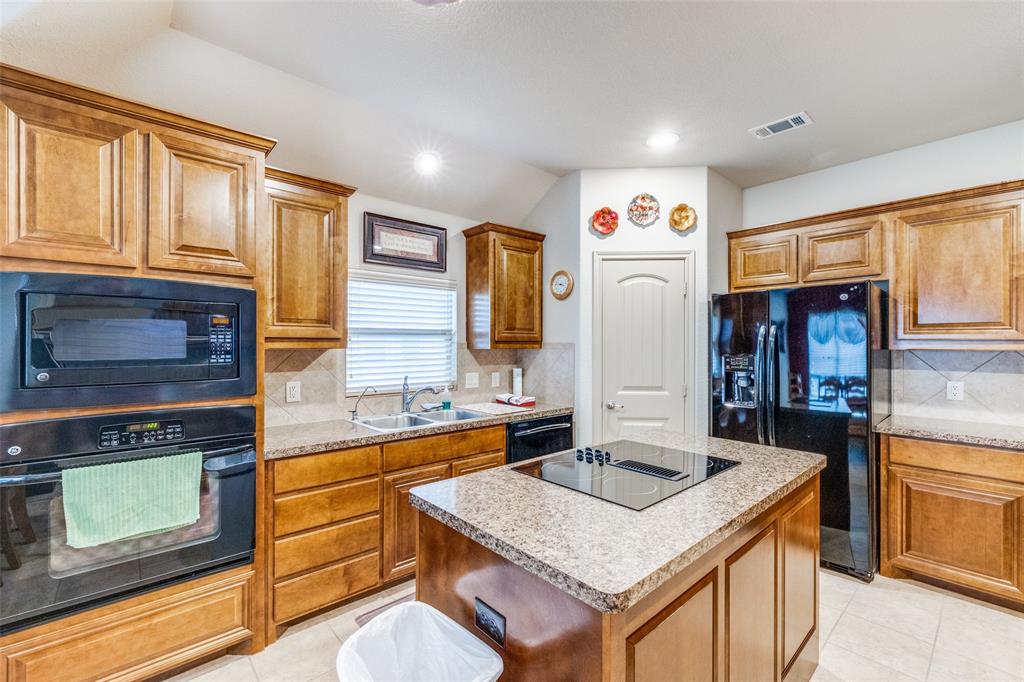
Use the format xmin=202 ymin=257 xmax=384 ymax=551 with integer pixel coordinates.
xmin=409 ymin=456 xmax=825 ymax=613
xmin=874 ymin=417 xmax=1024 ymax=452
xmin=264 ymin=405 xmax=574 ymax=459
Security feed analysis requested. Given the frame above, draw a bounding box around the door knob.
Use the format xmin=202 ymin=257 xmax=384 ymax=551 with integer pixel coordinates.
xmin=605 ymin=401 xmax=624 ymax=410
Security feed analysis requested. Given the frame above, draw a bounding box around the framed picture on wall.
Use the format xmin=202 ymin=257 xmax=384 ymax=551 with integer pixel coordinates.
xmin=363 ymin=212 xmax=447 ymax=272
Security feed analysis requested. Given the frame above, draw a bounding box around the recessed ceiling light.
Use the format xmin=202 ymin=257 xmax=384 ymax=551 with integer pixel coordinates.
xmin=414 ymin=151 xmax=442 ymax=176
xmin=645 ymin=131 xmax=680 ymax=149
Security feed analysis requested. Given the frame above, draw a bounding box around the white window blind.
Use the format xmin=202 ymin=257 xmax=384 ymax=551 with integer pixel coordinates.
xmin=347 ymin=271 xmax=457 ymax=395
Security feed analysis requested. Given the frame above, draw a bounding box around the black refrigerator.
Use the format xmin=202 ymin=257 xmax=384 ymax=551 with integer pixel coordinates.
xmin=710 ymin=281 xmax=890 ymax=581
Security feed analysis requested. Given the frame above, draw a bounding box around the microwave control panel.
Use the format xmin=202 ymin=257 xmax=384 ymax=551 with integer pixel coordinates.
xmin=209 ymin=315 xmax=235 ymax=365
xmin=99 ymin=419 xmax=185 ymax=448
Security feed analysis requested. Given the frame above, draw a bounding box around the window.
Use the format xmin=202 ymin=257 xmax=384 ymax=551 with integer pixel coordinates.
xmin=347 ymin=271 xmax=457 ymax=395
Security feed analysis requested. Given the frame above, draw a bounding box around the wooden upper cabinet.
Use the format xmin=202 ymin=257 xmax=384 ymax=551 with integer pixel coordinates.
xmin=801 ymin=217 xmax=884 ymax=282
xmin=148 ymin=132 xmax=258 ymax=278
xmin=465 ymin=223 xmax=545 ymax=349
xmin=0 ymin=97 xmax=140 ymax=267
xmin=262 ymin=168 xmax=355 ymax=347
xmin=729 ymin=232 xmax=799 ymax=289
xmin=0 ymin=64 xmax=276 ymax=281
xmin=894 ymin=190 xmax=1024 ymax=345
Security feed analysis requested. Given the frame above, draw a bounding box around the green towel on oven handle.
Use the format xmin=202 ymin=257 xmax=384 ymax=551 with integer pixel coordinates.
xmin=61 ymin=450 xmax=203 ymax=549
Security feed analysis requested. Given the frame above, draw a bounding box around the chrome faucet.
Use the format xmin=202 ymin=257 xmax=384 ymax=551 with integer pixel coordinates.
xmin=350 ymin=386 xmax=376 ymax=420
xmin=402 ymin=375 xmax=439 ymax=413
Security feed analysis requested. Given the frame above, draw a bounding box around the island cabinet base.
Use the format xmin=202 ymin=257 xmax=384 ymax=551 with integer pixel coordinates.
xmin=416 ymin=475 xmax=820 ymax=682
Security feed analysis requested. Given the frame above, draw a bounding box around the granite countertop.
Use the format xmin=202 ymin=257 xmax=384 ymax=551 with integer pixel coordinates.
xmin=264 ymin=403 xmax=573 ymax=459
xmin=875 ymin=415 xmax=1024 ymax=451
xmin=409 ymin=430 xmax=826 ymax=613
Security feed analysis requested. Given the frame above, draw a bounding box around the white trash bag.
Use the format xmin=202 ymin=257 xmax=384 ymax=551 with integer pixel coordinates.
xmin=337 ymin=601 xmax=503 ymax=682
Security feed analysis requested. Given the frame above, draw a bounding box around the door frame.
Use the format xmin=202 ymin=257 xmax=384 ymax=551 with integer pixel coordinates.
xmin=592 ymin=251 xmax=697 ymax=441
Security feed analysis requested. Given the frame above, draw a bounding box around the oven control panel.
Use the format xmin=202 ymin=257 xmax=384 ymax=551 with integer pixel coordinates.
xmin=209 ymin=314 xmax=235 ymax=365
xmin=99 ymin=419 xmax=185 ymax=448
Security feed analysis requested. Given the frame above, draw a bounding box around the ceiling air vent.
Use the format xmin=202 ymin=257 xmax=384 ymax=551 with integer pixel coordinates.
xmin=749 ymin=112 xmax=814 ymax=140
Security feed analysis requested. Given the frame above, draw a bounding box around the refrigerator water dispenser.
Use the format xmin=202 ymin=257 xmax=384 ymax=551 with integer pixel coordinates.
xmin=722 ymin=354 xmax=757 ymax=408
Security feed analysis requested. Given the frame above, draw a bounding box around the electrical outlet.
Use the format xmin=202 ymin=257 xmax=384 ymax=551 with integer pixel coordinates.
xmin=491 ymin=372 xmax=501 ymax=388
xmin=286 ymin=381 xmax=301 ymax=403
xmin=946 ymin=380 xmax=965 ymax=401
xmin=465 ymin=372 xmax=479 ymax=389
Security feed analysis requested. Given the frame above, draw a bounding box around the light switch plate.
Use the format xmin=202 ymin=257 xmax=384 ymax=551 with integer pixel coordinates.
xmin=491 ymin=372 xmax=501 ymax=388
xmin=946 ymin=380 xmax=965 ymax=401
xmin=286 ymin=381 xmax=301 ymax=403
xmin=465 ymin=372 xmax=479 ymax=389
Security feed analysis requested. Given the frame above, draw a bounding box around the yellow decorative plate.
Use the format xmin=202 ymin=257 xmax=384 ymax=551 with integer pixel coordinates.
xmin=669 ymin=203 xmax=697 ymax=232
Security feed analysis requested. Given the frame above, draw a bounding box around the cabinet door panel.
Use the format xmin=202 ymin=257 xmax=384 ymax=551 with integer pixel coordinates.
xmin=626 ymin=570 xmax=718 ymax=682
xmin=382 ymin=463 xmax=450 ymax=582
xmin=887 ymin=464 xmax=1023 ymax=602
xmin=730 ymin=233 xmax=798 ymax=289
xmin=273 ymin=552 xmax=380 ymax=623
xmin=802 ymin=218 xmax=884 ymax=282
xmin=725 ymin=525 xmax=777 ymax=682
xmin=781 ymin=490 xmax=819 ymax=673
xmin=895 ymin=193 xmax=1023 ymax=342
xmin=265 ymin=181 xmax=345 ymax=341
xmin=148 ymin=132 xmax=256 ymax=277
xmin=493 ymin=233 xmax=543 ymax=345
xmin=0 ymin=99 xmax=139 ymax=267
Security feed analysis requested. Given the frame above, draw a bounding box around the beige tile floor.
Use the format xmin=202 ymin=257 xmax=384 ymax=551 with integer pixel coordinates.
xmin=171 ymin=570 xmax=1023 ymax=682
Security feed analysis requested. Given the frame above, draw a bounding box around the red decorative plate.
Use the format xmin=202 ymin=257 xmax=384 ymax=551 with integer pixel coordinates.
xmin=591 ymin=207 xmax=619 ymax=235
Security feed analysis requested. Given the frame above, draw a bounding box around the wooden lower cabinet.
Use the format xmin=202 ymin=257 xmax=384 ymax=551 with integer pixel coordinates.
xmin=882 ymin=436 xmax=1024 ymax=609
xmin=382 ymin=462 xmax=451 ymax=582
xmin=0 ymin=567 xmax=254 ymax=682
xmin=725 ymin=526 xmax=778 ymax=682
xmin=267 ymin=425 xmax=508 ymax=637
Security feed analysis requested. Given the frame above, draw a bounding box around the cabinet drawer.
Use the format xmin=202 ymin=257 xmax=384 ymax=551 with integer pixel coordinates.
xmin=273 ymin=446 xmax=380 ymax=494
xmin=888 ymin=437 xmax=1024 ymax=484
xmin=383 ymin=426 xmax=505 ymax=472
xmin=452 ymin=451 xmax=505 ymax=477
xmin=274 ymin=478 xmax=379 ymax=537
xmin=449 ymin=426 xmax=505 ymax=459
xmin=274 ymin=515 xmax=380 ymax=579
xmin=273 ymin=552 xmax=380 ymax=623
xmin=0 ymin=570 xmax=252 ymax=682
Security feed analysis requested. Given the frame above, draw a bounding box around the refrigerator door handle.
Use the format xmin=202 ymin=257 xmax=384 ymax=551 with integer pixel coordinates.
xmin=754 ymin=325 xmax=767 ymax=445
xmin=767 ymin=324 xmax=778 ymax=447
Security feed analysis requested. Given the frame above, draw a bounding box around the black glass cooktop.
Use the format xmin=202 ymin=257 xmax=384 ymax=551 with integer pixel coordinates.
xmin=512 ymin=440 xmax=740 ymax=511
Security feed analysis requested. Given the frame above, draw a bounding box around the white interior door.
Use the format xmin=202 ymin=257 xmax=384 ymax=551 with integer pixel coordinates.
xmin=599 ymin=256 xmax=689 ymax=441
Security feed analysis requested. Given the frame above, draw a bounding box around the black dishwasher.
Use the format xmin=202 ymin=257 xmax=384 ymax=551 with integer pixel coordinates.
xmin=506 ymin=413 xmax=574 ymax=463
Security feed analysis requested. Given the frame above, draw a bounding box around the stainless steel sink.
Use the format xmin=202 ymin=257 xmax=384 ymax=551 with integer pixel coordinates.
xmin=418 ymin=409 xmax=486 ymax=423
xmin=354 ymin=413 xmax=433 ymax=432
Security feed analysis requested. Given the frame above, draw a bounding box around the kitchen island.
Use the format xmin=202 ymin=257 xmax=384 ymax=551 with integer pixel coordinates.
xmin=410 ymin=430 xmax=826 ymax=682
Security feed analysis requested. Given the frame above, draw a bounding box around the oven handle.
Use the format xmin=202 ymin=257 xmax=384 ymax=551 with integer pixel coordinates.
xmin=0 ymin=471 xmax=62 ymax=486
xmin=512 ymin=422 xmax=572 ymax=438
xmin=0 ymin=445 xmax=256 ymax=487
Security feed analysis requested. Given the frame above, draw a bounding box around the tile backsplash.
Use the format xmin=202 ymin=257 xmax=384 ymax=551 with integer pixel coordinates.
xmin=265 ymin=342 xmax=575 ymax=427
xmin=891 ymin=350 xmax=1024 ymax=426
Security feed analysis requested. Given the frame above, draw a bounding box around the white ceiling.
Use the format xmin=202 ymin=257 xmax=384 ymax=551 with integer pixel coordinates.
xmin=170 ymin=0 xmax=1024 ymax=188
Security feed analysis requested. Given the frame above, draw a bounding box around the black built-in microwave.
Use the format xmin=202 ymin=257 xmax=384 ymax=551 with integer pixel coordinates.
xmin=1 ymin=273 xmax=256 ymax=411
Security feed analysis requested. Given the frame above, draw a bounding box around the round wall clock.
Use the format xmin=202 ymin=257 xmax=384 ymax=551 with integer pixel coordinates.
xmin=550 ymin=270 xmax=574 ymax=300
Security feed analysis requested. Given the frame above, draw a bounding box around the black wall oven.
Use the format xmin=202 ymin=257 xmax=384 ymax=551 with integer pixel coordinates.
xmin=1 ymin=273 xmax=256 ymax=412
xmin=0 ymin=405 xmax=256 ymax=634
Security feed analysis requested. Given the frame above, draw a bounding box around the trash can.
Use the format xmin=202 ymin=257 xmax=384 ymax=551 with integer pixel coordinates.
xmin=337 ymin=601 xmax=503 ymax=682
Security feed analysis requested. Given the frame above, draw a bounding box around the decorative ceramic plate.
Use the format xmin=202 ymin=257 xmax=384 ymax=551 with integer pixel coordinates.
xmin=591 ymin=207 xmax=619 ymax=235
xmin=627 ymin=193 xmax=660 ymax=226
xmin=669 ymin=203 xmax=697 ymax=231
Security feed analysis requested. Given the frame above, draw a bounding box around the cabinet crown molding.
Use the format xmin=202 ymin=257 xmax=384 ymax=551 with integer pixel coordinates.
xmin=728 ymin=178 xmax=1024 ymax=239
xmin=0 ymin=63 xmax=278 ymax=154
xmin=265 ymin=166 xmax=357 ymax=197
xmin=464 ymin=222 xmax=546 ymax=241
